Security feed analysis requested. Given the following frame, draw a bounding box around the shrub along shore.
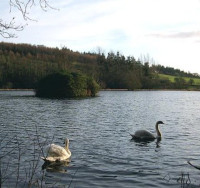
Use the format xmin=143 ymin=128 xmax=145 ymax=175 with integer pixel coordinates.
xmin=35 ymin=72 xmax=99 ymax=98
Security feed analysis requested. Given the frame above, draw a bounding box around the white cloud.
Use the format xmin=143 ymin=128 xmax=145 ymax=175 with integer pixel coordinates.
xmin=1 ymin=0 xmax=200 ymax=73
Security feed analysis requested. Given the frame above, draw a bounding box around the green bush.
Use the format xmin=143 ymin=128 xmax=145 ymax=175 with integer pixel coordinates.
xmin=35 ymin=72 xmax=99 ymax=98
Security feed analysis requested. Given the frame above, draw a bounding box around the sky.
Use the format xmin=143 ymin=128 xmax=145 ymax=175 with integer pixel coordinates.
xmin=1 ymin=0 xmax=200 ymax=74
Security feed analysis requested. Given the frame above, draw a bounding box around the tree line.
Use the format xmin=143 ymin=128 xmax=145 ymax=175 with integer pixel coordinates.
xmin=0 ymin=42 xmax=199 ymax=90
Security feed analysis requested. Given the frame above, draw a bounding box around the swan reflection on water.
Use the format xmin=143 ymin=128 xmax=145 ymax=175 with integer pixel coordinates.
xmin=42 ymin=159 xmax=71 ymax=173
xmin=131 ymin=136 xmax=161 ymax=149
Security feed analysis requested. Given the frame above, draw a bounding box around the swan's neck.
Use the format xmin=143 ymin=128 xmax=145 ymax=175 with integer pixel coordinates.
xmin=65 ymin=141 xmax=69 ymax=150
xmin=65 ymin=140 xmax=71 ymax=154
xmin=156 ymin=123 xmax=161 ymax=138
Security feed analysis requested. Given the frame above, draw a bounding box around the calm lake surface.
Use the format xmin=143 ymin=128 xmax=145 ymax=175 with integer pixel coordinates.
xmin=1 ymin=90 xmax=200 ymax=187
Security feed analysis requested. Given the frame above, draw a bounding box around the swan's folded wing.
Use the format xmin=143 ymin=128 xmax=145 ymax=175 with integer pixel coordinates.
xmin=132 ymin=130 xmax=155 ymax=140
xmin=46 ymin=144 xmax=68 ymax=157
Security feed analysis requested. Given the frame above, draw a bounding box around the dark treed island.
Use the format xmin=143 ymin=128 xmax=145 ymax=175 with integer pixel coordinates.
xmin=35 ymin=72 xmax=99 ymax=98
xmin=0 ymin=42 xmax=200 ymax=91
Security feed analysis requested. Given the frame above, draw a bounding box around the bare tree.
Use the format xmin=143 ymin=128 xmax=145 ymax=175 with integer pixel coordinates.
xmin=0 ymin=0 xmax=54 ymax=38
xmin=0 ymin=18 xmax=24 ymax=38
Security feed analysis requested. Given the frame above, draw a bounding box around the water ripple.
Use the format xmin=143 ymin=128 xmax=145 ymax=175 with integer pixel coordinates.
xmin=1 ymin=90 xmax=200 ymax=187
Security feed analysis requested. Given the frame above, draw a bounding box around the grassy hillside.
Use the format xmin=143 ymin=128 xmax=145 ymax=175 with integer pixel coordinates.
xmin=158 ymin=74 xmax=200 ymax=86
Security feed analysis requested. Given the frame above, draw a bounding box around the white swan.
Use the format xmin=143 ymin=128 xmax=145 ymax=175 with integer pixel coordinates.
xmin=130 ymin=121 xmax=164 ymax=141
xmin=41 ymin=138 xmax=71 ymax=162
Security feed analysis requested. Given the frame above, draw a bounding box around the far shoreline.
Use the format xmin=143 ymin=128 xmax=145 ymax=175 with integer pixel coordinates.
xmin=0 ymin=88 xmax=199 ymax=92
xmin=101 ymin=88 xmax=200 ymax=91
xmin=0 ymin=89 xmax=34 ymax=91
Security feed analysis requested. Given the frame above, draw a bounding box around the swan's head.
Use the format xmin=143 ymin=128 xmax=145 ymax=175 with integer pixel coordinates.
xmin=64 ymin=138 xmax=69 ymax=144
xmin=157 ymin=121 xmax=164 ymax=125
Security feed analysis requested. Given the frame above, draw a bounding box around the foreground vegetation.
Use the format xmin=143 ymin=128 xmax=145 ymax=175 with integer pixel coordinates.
xmin=0 ymin=42 xmax=199 ymax=91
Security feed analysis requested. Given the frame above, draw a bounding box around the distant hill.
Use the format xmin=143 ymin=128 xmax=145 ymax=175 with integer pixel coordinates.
xmin=158 ymin=74 xmax=200 ymax=85
xmin=0 ymin=42 xmax=199 ymax=90
xmin=153 ymin=64 xmax=200 ymax=78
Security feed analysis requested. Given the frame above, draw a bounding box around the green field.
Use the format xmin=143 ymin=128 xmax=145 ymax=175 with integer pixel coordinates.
xmin=158 ymin=74 xmax=200 ymax=86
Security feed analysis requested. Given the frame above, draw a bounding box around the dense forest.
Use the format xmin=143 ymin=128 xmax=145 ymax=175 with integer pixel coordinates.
xmin=0 ymin=42 xmax=199 ymax=90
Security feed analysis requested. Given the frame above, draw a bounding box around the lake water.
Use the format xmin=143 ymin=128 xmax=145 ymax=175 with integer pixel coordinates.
xmin=1 ymin=90 xmax=200 ymax=187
